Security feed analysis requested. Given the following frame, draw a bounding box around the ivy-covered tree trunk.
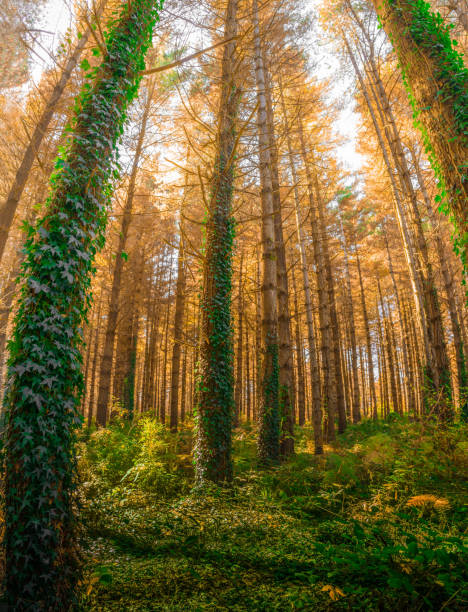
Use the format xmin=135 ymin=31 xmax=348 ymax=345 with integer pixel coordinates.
xmin=372 ymin=0 xmax=468 ymax=268
xmin=2 ymin=1 xmax=162 ymax=607
xmin=194 ymin=0 xmax=239 ymax=484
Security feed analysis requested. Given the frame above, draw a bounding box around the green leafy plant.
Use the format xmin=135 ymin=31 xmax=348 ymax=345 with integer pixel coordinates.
xmin=1 ymin=1 xmax=164 ymax=607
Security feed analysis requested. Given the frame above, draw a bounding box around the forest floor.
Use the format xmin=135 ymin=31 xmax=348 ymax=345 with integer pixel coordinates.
xmin=77 ymin=417 xmax=468 ymax=611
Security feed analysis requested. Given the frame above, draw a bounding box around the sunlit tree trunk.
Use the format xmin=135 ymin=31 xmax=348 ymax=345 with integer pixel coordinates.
xmin=376 ymin=301 xmax=390 ymax=417
xmin=180 ymin=347 xmax=187 ymax=423
xmin=344 ymin=34 xmax=436 ymax=392
xmin=371 ymin=0 xmax=468 ymax=265
xmin=363 ymin=44 xmax=452 ymax=417
xmin=289 ymin=117 xmax=323 ymax=453
xmin=195 ymin=0 xmax=239 ymax=483
xmin=355 ymin=247 xmax=377 ymax=419
xmin=253 ymin=0 xmax=280 ymax=463
xmin=265 ymin=65 xmax=295 ymax=457
xmin=410 ymin=149 xmax=467 ymax=416
xmin=377 ymin=278 xmax=399 ymax=413
xmin=159 ymin=257 xmax=174 ymax=424
xmin=312 ymin=171 xmax=346 ymax=436
xmin=382 ymin=229 xmax=413 ymax=414
xmin=245 ymin=314 xmax=252 ymax=422
xmin=340 ymin=218 xmax=361 ymax=423
xmin=86 ymin=298 xmax=102 ymax=426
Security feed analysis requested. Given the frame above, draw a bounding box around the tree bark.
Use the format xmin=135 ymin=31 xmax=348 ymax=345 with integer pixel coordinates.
xmin=265 ymin=65 xmax=295 ymax=457
xmin=169 ymin=231 xmax=186 ymax=431
xmin=289 ymin=116 xmax=323 ymax=453
xmin=371 ymin=0 xmax=468 ymax=265
xmin=253 ymin=0 xmax=280 ymax=464
xmin=195 ymin=0 xmax=239 ymax=483
xmin=355 ymin=247 xmax=378 ymax=419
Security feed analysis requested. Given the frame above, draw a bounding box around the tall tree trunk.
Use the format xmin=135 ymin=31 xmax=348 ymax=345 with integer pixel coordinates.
xmin=362 ymin=40 xmax=452 ymax=418
xmin=378 ymin=279 xmax=399 ymax=413
xmin=245 ymin=313 xmax=252 ymax=422
xmin=289 ymin=115 xmax=323 ymax=453
xmin=159 ymin=257 xmax=174 ymax=424
xmin=376 ymin=302 xmax=390 ymax=417
xmin=411 ymin=149 xmax=467 ymax=417
xmin=3 ymin=1 xmax=161 ymax=604
xmin=312 ymin=171 xmax=346 ymax=436
xmin=383 ymin=229 xmax=414 ymax=414
xmin=340 ymin=219 xmax=361 ymax=423
xmin=265 ymin=66 xmax=295 ymax=457
xmin=234 ymin=250 xmax=244 ymax=427
xmin=120 ymin=248 xmax=145 ymax=418
xmin=180 ymin=348 xmax=187 ymax=423
xmin=169 ymin=229 xmax=187 ymax=431
xmin=355 ymin=248 xmax=377 ymax=419
xmin=195 ymin=0 xmax=239 ymax=483
xmin=371 ymin=0 xmax=468 ymax=265
xmin=343 ymin=33 xmax=435 ymax=387
xmin=292 ymin=271 xmax=306 ymax=428
xmin=87 ymin=298 xmax=102 ymax=427
xmin=253 ymin=0 xmax=280 ymax=464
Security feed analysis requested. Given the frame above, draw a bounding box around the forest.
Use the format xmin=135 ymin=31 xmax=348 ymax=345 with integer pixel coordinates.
xmin=0 ymin=0 xmax=467 ymax=609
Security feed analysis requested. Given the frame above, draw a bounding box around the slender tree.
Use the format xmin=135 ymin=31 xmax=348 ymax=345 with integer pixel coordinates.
xmin=253 ymin=0 xmax=280 ymax=463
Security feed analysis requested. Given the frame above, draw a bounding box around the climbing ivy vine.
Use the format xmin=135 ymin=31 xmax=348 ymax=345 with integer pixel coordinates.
xmin=194 ymin=163 xmax=236 ymax=484
xmin=193 ymin=1 xmax=239 ymax=485
xmin=375 ymin=0 xmax=468 ymax=271
xmin=1 ymin=0 xmax=163 ymax=607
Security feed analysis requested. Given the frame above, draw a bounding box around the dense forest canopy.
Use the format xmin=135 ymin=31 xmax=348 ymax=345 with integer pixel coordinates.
xmin=0 ymin=0 xmax=467 ymax=609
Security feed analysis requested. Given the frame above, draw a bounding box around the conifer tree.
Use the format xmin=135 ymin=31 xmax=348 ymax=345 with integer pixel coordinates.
xmin=195 ymin=0 xmax=240 ymax=484
xmin=2 ymin=0 xmax=163 ymax=606
xmin=371 ymin=0 xmax=468 ymax=268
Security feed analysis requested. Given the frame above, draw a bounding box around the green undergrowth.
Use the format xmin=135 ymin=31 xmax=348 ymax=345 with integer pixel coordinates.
xmin=77 ymin=416 xmax=468 ymax=610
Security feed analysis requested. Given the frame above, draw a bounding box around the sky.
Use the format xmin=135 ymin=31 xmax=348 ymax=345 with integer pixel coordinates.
xmin=31 ymin=0 xmax=363 ymax=173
